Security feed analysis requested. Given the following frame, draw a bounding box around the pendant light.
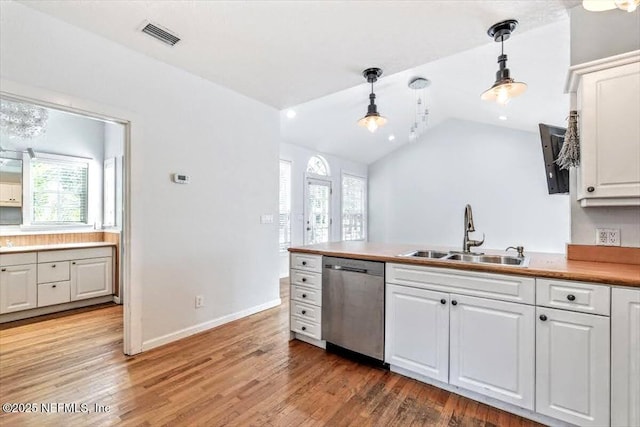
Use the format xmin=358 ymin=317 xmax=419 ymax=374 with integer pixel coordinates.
xmin=583 ymin=0 xmax=639 ymax=12
xmin=358 ymin=67 xmax=387 ymax=133
xmin=481 ymin=19 xmax=527 ymax=105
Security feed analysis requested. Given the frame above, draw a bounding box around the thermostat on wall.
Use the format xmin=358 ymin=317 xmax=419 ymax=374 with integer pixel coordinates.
xmin=172 ymin=173 xmax=190 ymax=184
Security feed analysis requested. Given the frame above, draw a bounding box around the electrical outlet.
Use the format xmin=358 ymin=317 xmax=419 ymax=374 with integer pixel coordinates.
xmin=596 ymin=228 xmax=621 ymax=246
xmin=195 ymin=295 xmax=204 ymax=308
xmin=596 ymin=229 xmax=609 ymax=246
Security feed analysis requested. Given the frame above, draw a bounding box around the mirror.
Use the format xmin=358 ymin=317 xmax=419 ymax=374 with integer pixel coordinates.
xmin=0 ymin=158 xmax=23 ymax=225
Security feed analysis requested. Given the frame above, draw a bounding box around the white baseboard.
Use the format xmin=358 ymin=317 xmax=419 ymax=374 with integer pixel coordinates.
xmin=141 ymin=298 xmax=282 ymax=352
xmin=112 ymin=296 xmax=121 ymax=304
xmin=390 ymin=366 xmax=575 ymax=427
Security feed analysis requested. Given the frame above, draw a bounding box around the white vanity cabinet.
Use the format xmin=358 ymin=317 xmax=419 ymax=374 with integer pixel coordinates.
xmin=611 ymin=287 xmax=640 ymax=427
xmin=567 ymin=51 xmax=640 ymax=207
xmin=289 ymin=253 xmax=324 ymax=347
xmin=0 ymin=253 xmax=37 ymax=314
xmin=385 ymin=264 xmax=536 ymax=410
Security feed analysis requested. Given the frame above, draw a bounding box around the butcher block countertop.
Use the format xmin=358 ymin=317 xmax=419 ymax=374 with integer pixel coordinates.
xmin=289 ymin=241 xmax=640 ymax=288
xmin=0 ymin=241 xmax=116 ymax=255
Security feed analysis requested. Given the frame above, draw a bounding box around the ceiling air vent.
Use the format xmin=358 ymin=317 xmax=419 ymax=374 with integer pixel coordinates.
xmin=141 ymin=21 xmax=180 ymax=46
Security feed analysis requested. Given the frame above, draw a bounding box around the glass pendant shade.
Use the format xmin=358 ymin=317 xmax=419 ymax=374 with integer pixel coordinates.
xmin=358 ymin=113 xmax=387 ymax=133
xmin=481 ymin=80 xmax=528 ymax=105
xmin=583 ymin=0 xmax=639 ymax=11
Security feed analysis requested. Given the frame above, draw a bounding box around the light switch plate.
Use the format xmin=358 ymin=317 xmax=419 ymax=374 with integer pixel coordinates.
xmin=260 ymin=214 xmax=274 ymax=224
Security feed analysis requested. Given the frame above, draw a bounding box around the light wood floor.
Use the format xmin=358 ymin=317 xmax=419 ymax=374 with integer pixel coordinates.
xmin=0 ymin=279 xmax=543 ymax=427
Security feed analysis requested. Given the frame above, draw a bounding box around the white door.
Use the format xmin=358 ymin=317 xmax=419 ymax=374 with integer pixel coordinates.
xmin=70 ymin=257 xmax=113 ymax=301
xmin=578 ymin=61 xmax=640 ymax=201
xmin=449 ymin=294 xmax=535 ymax=410
xmin=611 ymin=288 xmax=640 ymax=427
xmin=536 ymin=307 xmax=610 ymax=427
xmin=304 ymin=178 xmax=331 ymax=244
xmin=0 ymin=264 xmax=37 ymax=313
xmin=385 ymin=284 xmax=449 ymax=383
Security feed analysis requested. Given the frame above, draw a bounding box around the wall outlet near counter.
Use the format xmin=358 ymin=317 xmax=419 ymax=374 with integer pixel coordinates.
xmin=596 ymin=228 xmax=620 ymax=246
xmin=195 ymin=295 xmax=204 ymax=308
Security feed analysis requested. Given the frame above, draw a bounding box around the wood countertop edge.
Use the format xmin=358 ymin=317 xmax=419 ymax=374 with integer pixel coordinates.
xmin=0 ymin=242 xmax=117 ymax=255
xmin=288 ymin=248 xmax=640 ymax=288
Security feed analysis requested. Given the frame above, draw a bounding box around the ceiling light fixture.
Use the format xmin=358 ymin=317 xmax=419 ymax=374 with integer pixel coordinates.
xmin=499 ymin=115 xmax=508 ymax=120
xmin=358 ymin=67 xmax=387 ymax=133
xmin=481 ymin=19 xmax=527 ymax=105
xmin=0 ymin=99 xmax=49 ymax=139
xmin=583 ymin=0 xmax=639 ymax=12
xmin=388 ymin=134 xmax=395 ymax=141
xmin=286 ymin=109 xmax=297 ymax=119
xmin=408 ymin=77 xmax=431 ymax=141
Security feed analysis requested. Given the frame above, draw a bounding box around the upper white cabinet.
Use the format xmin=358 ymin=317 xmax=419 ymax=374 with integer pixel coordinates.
xmin=567 ymin=51 xmax=640 ymax=207
xmin=611 ymin=287 xmax=640 ymax=427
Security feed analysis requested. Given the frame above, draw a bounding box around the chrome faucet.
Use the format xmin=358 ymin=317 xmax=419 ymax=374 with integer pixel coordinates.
xmin=463 ymin=204 xmax=484 ymax=253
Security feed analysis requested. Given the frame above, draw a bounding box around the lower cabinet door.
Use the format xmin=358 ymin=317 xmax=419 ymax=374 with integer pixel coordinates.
xmin=0 ymin=264 xmax=37 ymax=314
xmin=536 ymin=307 xmax=610 ymax=427
xmin=611 ymin=288 xmax=640 ymax=427
xmin=385 ymin=284 xmax=449 ymax=383
xmin=70 ymin=257 xmax=113 ymax=301
xmin=449 ymin=294 xmax=535 ymax=410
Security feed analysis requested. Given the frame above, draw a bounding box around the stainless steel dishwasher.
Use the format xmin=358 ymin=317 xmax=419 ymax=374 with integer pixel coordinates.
xmin=322 ymin=256 xmax=385 ymax=361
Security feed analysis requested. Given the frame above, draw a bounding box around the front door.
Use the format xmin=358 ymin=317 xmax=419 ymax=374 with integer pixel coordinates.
xmin=304 ymin=178 xmax=331 ymax=244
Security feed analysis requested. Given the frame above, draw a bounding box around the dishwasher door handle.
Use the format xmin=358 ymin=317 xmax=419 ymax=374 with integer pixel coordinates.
xmin=327 ymin=265 xmax=368 ymax=274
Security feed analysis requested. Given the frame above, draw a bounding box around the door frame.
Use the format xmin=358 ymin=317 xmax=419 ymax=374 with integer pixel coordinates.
xmin=0 ymin=78 xmax=140 ymax=355
xmin=303 ymin=174 xmax=332 ymax=245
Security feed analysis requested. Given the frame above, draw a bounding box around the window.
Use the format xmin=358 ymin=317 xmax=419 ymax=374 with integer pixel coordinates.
xmin=279 ymin=160 xmax=291 ymax=252
xmin=306 ymin=155 xmax=329 ymax=176
xmin=342 ymin=174 xmax=366 ymax=241
xmin=31 ymin=158 xmax=88 ymax=224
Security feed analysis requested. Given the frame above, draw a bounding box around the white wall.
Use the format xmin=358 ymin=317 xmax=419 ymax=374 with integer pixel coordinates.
xmin=104 ymin=121 xmax=124 ymax=229
xmin=0 ymin=1 xmax=280 ymax=347
xmin=368 ymin=119 xmax=570 ymax=253
xmin=0 ymin=108 xmax=106 ymax=229
xmin=568 ymin=7 xmax=640 ymax=247
xmin=279 ymin=142 xmax=367 ymax=276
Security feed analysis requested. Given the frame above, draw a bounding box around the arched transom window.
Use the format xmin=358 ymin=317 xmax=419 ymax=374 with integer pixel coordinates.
xmin=306 ymin=155 xmax=330 ymax=176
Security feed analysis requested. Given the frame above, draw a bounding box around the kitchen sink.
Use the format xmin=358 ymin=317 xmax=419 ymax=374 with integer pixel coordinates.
xmin=400 ymin=250 xmax=449 ymax=259
xmin=445 ymin=253 xmax=529 ymax=267
xmin=398 ymin=250 xmax=529 ymax=267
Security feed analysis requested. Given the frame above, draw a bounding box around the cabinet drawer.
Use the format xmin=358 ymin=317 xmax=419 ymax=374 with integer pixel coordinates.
xmin=290 ymin=284 xmax=321 ymax=306
xmin=0 ymin=252 xmax=37 ymax=267
xmin=291 ymin=300 xmax=322 ymax=323
xmin=290 ymin=316 xmax=321 ymax=340
xmin=536 ymin=278 xmax=610 ymax=316
xmin=386 ymin=263 xmax=535 ymax=304
xmin=38 ymin=281 xmax=71 ymax=307
xmin=37 ymin=261 xmax=70 ymax=284
xmin=290 ymin=253 xmax=322 ymax=273
xmin=290 ymin=269 xmax=321 ymax=289
xmin=38 ymin=247 xmax=113 ymax=263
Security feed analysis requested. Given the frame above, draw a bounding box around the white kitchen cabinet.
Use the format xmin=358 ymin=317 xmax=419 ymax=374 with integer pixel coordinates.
xmin=289 ymin=253 xmax=324 ymax=345
xmin=449 ymin=294 xmax=535 ymax=410
xmin=611 ymin=287 xmax=640 ymax=427
xmin=385 ymin=284 xmax=449 ymax=383
xmin=0 ymin=264 xmax=37 ymax=313
xmin=0 ymin=182 xmax=22 ymax=207
xmin=567 ymin=51 xmax=640 ymax=206
xmin=70 ymin=257 xmax=113 ymax=301
xmin=536 ymin=307 xmax=610 ymax=427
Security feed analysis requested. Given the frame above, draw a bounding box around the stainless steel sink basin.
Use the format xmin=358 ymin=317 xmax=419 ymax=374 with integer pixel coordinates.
xmin=400 ymin=250 xmax=449 ymax=259
xmin=445 ymin=253 xmax=529 ymax=267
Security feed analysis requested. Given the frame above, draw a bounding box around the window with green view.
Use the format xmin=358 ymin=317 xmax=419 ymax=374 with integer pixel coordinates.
xmin=31 ymin=158 xmax=88 ymax=224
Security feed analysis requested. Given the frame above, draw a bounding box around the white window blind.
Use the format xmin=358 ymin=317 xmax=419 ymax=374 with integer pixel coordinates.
xmin=31 ymin=158 xmax=88 ymax=224
xmin=279 ymin=160 xmax=292 ymax=251
xmin=342 ymin=174 xmax=366 ymax=241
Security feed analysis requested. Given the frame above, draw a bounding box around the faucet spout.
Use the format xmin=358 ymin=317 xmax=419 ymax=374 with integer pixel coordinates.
xmin=463 ymin=204 xmax=484 ymax=253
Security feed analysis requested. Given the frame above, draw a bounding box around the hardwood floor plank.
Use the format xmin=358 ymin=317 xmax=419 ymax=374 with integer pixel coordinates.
xmin=0 ymin=278 xmax=544 ymax=426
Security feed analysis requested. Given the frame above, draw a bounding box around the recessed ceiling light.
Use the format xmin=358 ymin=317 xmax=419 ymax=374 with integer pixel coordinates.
xmin=388 ymin=135 xmax=395 ymax=141
xmin=286 ymin=109 xmax=296 ymax=119
xmin=499 ymin=115 xmax=508 ymax=121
